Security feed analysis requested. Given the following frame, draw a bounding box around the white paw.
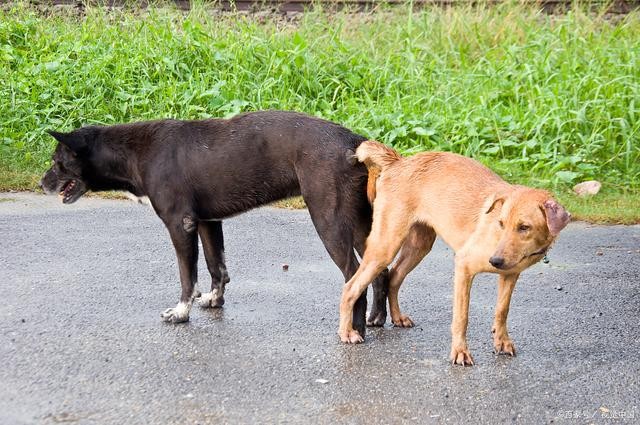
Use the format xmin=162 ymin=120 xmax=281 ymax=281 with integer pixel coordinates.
xmin=195 ymin=289 xmax=224 ymax=308
xmin=160 ymin=302 xmax=191 ymax=323
xmin=196 ymin=290 xmax=216 ymax=307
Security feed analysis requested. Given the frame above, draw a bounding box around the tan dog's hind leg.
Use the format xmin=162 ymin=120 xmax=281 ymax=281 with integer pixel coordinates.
xmin=388 ymin=224 xmax=436 ymax=327
xmin=492 ymin=273 xmax=519 ymax=356
xmin=450 ymin=261 xmax=476 ymax=366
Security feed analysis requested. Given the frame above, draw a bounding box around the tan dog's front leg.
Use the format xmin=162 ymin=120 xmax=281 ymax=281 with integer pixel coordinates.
xmin=492 ymin=273 xmax=519 ymax=356
xmin=450 ymin=264 xmax=475 ymax=366
xmin=340 ymin=202 xmax=409 ymax=343
xmin=339 ymin=261 xmax=385 ymax=343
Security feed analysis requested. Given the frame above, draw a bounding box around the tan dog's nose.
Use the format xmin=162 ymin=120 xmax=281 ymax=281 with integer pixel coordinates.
xmin=489 ymin=256 xmax=505 ymax=269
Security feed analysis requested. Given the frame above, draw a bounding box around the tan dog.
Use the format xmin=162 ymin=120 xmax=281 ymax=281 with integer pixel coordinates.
xmin=338 ymin=141 xmax=570 ymax=366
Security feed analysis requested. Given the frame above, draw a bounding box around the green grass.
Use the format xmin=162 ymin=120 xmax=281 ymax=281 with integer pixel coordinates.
xmin=556 ymin=190 xmax=640 ymax=224
xmin=0 ymin=161 xmax=39 ymax=191
xmin=1 ymin=2 xmax=639 ymax=222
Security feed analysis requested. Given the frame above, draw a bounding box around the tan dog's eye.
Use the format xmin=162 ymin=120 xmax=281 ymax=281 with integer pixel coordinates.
xmin=498 ymin=220 xmax=504 ymax=229
xmin=518 ymin=224 xmax=531 ymax=232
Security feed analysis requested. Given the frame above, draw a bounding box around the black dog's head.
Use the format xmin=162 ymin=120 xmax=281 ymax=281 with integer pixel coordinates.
xmin=40 ymin=127 xmax=98 ymax=204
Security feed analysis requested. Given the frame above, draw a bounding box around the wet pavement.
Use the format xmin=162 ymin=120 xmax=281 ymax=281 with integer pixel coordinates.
xmin=1 ymin=193 xmax=638 ymax=424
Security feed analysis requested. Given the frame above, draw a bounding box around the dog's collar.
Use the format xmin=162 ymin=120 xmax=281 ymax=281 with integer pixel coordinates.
xmin=529 ymin=247 xmax=548 ymax=257
xmin=529 ymin=245 xmax=551 ymax=263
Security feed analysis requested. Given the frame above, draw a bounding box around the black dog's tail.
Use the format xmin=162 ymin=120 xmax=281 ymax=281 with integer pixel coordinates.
xmin=355 ymin=140 xmax=402 ymax=204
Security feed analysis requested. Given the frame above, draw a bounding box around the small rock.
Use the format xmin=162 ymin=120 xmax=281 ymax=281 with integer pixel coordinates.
xmin=573 ymin=180 xmax=601 ymax=197
xmin=555 ymin=286 xmax=563 ymax=291
xmin=20 ymin=318 xmax=25 ymax=323
xmin=315 ymin=379 xmax=328 ymax=384
xmin=282 ymin=264 xmax=289 ymax=271
xmin=596 ymin=251 xmax=604 ymax=256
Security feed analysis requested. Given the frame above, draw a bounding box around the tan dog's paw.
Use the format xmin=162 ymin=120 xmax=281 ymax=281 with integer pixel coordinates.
xmin=450 ymin=345 xmax=475 ymax=366
xmin=493 ymin=335 xmax=516 ymax=356
xmin=391 ymin=314 xmax=414 ymax=328
xmin=339 ymin=328 xmax=364 ymax=344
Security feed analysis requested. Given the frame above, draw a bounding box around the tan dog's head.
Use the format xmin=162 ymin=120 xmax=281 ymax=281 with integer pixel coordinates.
xmin=485 ymin=188 xmax=570 ymax=271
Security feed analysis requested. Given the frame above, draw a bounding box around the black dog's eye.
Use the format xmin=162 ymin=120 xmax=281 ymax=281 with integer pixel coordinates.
xmin=498 ymin=220 xmax=504 ymax=229
xmin=518 ymin=224 xmax=531 ymax=232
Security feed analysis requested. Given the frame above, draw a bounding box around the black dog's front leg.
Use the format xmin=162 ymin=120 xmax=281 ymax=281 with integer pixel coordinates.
xmin=160 ymin=216 xmax=199 ymax=323
xmin=195 ymin=220 xmax=229 ymax=308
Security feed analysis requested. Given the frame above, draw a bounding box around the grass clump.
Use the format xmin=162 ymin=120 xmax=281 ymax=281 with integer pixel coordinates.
xmin=0 ymin=2 xmax=638 ymax=222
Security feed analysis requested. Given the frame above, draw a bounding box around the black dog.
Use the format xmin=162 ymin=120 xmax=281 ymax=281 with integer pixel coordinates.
xmin=40 ymin=110 xmax=389 ymax=336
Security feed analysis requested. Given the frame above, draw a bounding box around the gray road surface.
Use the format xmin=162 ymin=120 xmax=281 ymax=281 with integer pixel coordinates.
xmin=0 ymin=193 xmax=639 ymax=424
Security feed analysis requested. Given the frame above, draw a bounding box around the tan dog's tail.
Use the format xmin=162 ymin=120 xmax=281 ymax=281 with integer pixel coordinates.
xmin=356 ymin=140 xmax=402 ymax=203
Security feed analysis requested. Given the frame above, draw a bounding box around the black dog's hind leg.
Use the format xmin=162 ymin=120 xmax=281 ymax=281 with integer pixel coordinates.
xmin=368 ymin=271 xmax=390 ymax=327
xmin=319 ymin=226 xmax=367 ymax=338
xmin=195 ymin=220 xmax=229 ymax=308
xmin=160 ymin=215 xmax=199 ymax=323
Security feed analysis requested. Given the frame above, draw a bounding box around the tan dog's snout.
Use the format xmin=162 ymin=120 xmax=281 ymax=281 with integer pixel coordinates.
xmin=489 ymin=255 xmax=506 ymax=269
xmin=489 ymin=246 xmax=528 ymax=270
xmin=488 ymin=242 xmax=520 ymax=270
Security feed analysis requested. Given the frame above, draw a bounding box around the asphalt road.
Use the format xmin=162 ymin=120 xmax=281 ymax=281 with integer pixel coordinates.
xmin=1 ymin=193 xmax=639 ymax=424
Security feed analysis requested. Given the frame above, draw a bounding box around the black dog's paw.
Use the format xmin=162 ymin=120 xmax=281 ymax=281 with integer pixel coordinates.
xmin=195 ymin=291 xmax=224 ymax=308
xmin=212 ymin=296 xmax=224 ymax=308
xmin=366 ymin=309 xmax=387 ymax=327
xmin=160 ymin=303 xmax=191 ymax=323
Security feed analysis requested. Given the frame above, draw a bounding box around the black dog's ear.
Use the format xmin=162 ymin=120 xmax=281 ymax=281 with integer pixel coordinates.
xmin=47 ymin=130 xmax=88 ymax=154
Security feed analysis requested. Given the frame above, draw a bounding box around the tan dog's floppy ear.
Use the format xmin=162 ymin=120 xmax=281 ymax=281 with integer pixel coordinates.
xmin=485 ymin=193 xmax=505 ymax=214
xmin=541 ymin=199 xmax=571 ymax=236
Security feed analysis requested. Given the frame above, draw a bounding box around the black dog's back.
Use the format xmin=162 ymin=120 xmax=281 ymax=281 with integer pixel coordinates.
xmin=122 ymin=111 xmax=367 ymax=219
